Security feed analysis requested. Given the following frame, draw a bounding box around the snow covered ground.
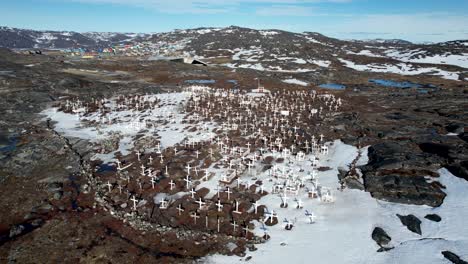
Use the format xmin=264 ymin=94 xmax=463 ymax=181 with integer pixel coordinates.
xmin=308 ymin=59 xmax=331 ymax=68
xmin=282 ymin=79 xmax=309 ymax=86
xmin=338 ymin=58 xmax=461 ymax=80
xmin=41 ymin=91 xmax=216 ymax=163
xmin=204 ymin=141 xmax=468 ymax=264
xmin=385 ymin=50 xmax=468 ymax=69
xmin=42 ymin=90 xmax=468 ymax=264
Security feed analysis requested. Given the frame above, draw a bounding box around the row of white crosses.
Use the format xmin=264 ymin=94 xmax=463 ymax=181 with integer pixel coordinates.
xmin=93 ymin=86 xmax=342 ymax=238
xmin=186 ymin=87 xmax=341 ymax=141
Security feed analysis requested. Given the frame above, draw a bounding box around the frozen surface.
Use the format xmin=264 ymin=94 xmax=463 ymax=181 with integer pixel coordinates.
xmin=41 ymin=91 xmax=216 ymax=163
xmin=282 ymin=79 xmax=309 ymax=86
xmin=338 ymin=59 xmax=460 ymax=80
xmin=385 ymin=49 xmax=468 ymax=69
xmin=204 ymin=141 xmax=468 ymax=263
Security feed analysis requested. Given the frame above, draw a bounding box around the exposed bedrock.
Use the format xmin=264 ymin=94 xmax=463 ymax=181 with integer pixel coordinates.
xmin=361 ymin=141 xmax=447 ymax=207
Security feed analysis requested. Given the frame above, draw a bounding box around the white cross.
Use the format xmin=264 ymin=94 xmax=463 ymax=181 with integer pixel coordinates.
xmin=169 ymin=180 xmax=175 ymax=190
xmin=150 ymin=177 xmax=156 ymax=189
xmin=106 ymin=181 xmax=112 ymax=192
xmin=130 ymin=196 xmax=138 ymax=211
xmin=185 ymin=164 xmax=192 ymax=175
xmin=233 ymin=200 xmax=241 ymax=214
xmin=225 ymin=187 xmax=232 ymax=200
xmin=190 ymin=188 xmax=196 ymax=199
xmin=267 ymin=210 xmax=277 ymax=224
xmin=159 ymin=199 xmax=167 ymax=209
xmin=196 ymin=198 xmax=206 ymax=209
xmin=216 ymin=200 xmax=223 ymax=212
xmin=243 ymin=225 xmax=253 ymax=237
xmin=177 ymin=204 xmax=184 ymax=215
xmin=231 ymin=221 xmax=238 ymax=233
xmin=184 ymin=175 xmax=191 ymax=189
xmin=191 ymin=212 xmax=200 ymax=224
xmin=253 ymin=201 xmax=259 ymax=214
xmin=202 ymin=170 xmax=209 ymax=181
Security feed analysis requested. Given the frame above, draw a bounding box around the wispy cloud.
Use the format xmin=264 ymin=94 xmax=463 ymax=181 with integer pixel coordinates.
xmin=321 ymin=13 xmax=468 ymax=42
xmin=255 ymin=5 xmax=314 ymax=16
xmin=67 ymin=0 xmax=351 ymax=14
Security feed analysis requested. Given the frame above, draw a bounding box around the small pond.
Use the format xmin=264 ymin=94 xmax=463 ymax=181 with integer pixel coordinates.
xmin=318 ymin=83 xmax=346 ymax=90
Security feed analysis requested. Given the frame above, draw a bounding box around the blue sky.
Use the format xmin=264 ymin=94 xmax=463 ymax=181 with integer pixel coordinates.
xmin=1 ymin=0 xmax=467 ymax=42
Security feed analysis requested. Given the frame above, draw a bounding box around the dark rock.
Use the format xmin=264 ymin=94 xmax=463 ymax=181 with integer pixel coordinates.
xmin=442 ymin=251 xmax=468 ymax=264
xmin=424 ymin=214 xmax=442 ymax=222
xmin=344 ymin=177 xmax=365 ymax=190
xmin=9 ymin=225 xmax=25 ymax=238
xmin=371 ymin=227 xmax=391 ymax=246
xmin=247 ymin=244 xmax=257 ymax=251
xmin=419 ymin=142 xmax=451 ymax=159
xmin=377 ymin=246 xmax=394 ymax=252
xmin=397 ymin=214 xmax=422 ymax=235
xmin=445 ymin=123 xmax=465 ymax=134
xmin=361 ymin=141 xmax=446 ymax=207
xmin=447 ymin=161 xmax=468 ymax=181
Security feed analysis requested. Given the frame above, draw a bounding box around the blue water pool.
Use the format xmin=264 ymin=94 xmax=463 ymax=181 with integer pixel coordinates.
xmin=97 ymin=163 xmax=117 ymax=173
xmin=369 ymin=79 xmax=422 ymax=88
xmin=319 ymin=83 xmax=346 ymax=90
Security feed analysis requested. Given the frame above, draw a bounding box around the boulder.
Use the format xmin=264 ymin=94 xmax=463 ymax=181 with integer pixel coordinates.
xmin=371 ymin=227 xmax=391 ymax=246
xmin=442 ymin=251 xmax=468 ymax=264
xmin=397 ymin=214 xmax=422 ymax=235
xmin=424 ymin=214 xmax=442 ymax=222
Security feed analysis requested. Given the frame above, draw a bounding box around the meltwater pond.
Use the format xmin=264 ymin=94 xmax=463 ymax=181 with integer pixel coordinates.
xmin=318 ymin=83 xmax=346 ymax=90
xmin=369 ymin=79 xmax=422 ymax=88
xmin=369 ymin=79 xmax=439 ymax=94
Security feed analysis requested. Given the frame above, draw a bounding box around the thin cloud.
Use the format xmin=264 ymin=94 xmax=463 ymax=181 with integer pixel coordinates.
xmin=256 ymin=5 xmax=314 ymax=16
xmin=67 ymin=0 xmax=351 ymax=14
xmin=322 ymin=13 xmax=468 ymax=42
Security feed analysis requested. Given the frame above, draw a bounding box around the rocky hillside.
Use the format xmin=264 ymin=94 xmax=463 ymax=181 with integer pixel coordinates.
xmin=1 ymin=26 xmax=467 ymax=80
xmin=0 ymin=26 xmax=151 ymax=49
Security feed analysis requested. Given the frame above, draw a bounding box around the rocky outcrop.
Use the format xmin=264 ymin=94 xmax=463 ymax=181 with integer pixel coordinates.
xmin=442 ymin=251 xmax=468 ymax=264
xmin=361 ymin=141 xmax=446 ymax=207
xmin=397 ymin=214 xmax=422 ymax=235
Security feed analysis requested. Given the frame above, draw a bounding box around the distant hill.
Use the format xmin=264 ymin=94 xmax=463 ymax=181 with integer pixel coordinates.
xmin=1 ymin=25 xmax=466 ymax=80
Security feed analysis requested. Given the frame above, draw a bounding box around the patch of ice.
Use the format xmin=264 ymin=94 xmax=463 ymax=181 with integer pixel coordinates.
xmin=204 ymin=140 xmax=468 ymax=264
xmin=346 ymin=50 xmax=384 ymax=58
xmin=282 ymin=79 xmax=309 ymax=86
xmin=338 ymin=59 xmax=460 ymax=81
xmin=308 ymin=59 xmax=331 ymax=68
xmin=260 ymin=31 xmax=279 ymax=36
xmin=385 ymin=49 xmax=468 ymax=69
